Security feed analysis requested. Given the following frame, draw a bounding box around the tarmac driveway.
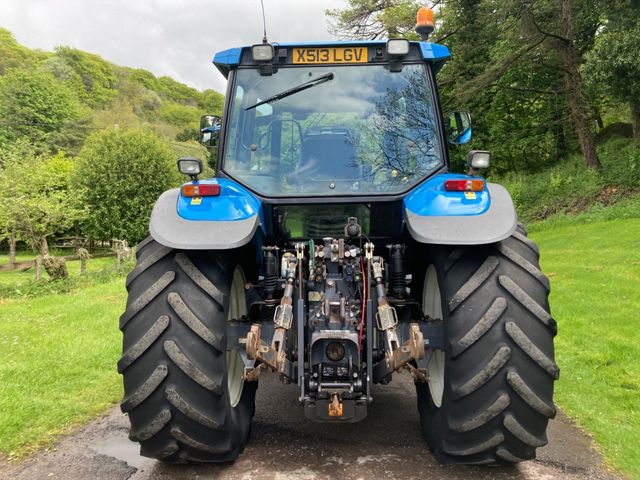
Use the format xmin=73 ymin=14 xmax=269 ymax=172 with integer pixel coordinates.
xmin=0 ymin=372 xmax=622 ymax=480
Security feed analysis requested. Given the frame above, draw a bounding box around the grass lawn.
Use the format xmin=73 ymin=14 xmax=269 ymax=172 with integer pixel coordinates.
xmin=0 ymin=253 xmax=37 ymax=265
xmin=0 ymin=277 xmax=126 ymax=458
xmin=531 ymin=218 xmax=640 ymax=479
xmin=0 ymin=256 xmax=116 ymax=287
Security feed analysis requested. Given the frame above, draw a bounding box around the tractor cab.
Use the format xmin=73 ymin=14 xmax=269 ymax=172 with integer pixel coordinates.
xmin=204 ymin=40 xmax=456 ymax=199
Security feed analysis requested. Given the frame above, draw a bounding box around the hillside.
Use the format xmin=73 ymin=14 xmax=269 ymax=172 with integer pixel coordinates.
xmin=0 ymin=28 xmax=223 ymax=155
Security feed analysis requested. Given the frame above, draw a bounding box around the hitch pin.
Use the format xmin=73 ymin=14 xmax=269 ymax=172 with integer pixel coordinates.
xmin=328 ymin=393 xmax=343 ymax=417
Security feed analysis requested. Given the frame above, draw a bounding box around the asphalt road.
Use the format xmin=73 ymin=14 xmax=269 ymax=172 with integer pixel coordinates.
xmin=0 ymin=373 xmax=623 ymax=480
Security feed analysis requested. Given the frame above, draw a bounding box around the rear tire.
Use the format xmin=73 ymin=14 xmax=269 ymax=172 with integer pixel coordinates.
xmin=118 ymin=237 xmax=256 ymax=463
xmin=416 ymin=224 xmax=558 ymax=464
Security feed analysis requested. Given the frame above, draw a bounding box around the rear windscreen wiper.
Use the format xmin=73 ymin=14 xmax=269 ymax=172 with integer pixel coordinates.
xmin=244 ymin=72 xmax=334 ymax=111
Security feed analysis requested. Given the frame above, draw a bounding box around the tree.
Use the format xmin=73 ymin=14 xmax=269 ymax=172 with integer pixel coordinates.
xmin=583 ymin=20 xmax=640 ymax=139
xmin=74 ymin=128 xmax=181 ymax=244
xmin=0 ymin=28 xmax=34 ymax=75
xmin=159 ymin=102 xmax=200 ymax=128
xmin=326 ymin=0 xmax=421 ymax=39
xmin=54 ymin=47 xmax=118 ymax=108
xmin=554 ymin=0 xmax=602 ymax=169
xmin=200 ymin=89 xmax=225 ymax=115
xmin=328 ymin=0 xmax=605 ymax=170
xmin=157 ymin=76 xmax=201 ymax=106
xmin=0 ymin=68 xmax=81 ymax=152
xmin=0 ymin=142 xmax=84 ymax=255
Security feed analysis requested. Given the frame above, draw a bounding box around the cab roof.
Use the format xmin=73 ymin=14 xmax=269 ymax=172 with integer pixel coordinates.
xmin=212 ymin=40 xmax=451 ymax=78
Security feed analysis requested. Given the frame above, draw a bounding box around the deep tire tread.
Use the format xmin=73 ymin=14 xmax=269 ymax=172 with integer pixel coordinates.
xmin=165 ymin=384 xmax=222 ymax=429
xmin=504 ymin=414 xmax=547 ymax=447
xmin=118 ymin=315 xmax=169 ymax=373
xmin=450 ymin=393 xmax=510 ymax=433
xmin=141 ymin=440 xmax=179 ymax=460
xmin=451 ymin=346 xmax=511 ymax=399
xmin=448 ymin=256 xmax=499 ymax=311
xmin=443 ymin=432 xmax=504 ymax=457
xmin=121 ymin=365 xmax=168 ymax=412
xmin=498 ymin=275 xmax=557 ymax=335
xmin=507 ymin=371 xmax=556 ymax=418
xmin=175 ymin=253 xmax=224 ymax=308
xmin=119 ymin=271 xmax=175 ymax=328
xmin=168 ymin=292 xmax=223 ymax=350
xmin=497 ymin=244 xmax=550 ymax=291
xmin=497 ymin=447 xmax=530 ymax=462
xmin=505 ymin=321 xmax=560 ymax=379
xmin=120 ymin=238 xmax=255 ymax=463
xmin=163 ymin=339 xmax=222 ymax=393
xmin=452 ymin=297 xmax=506 ymax=357
xmin=512 ymin=231 xmax=540 ymax=257
xmin=126 ymin=244 xmax=173 ymax=287
xmin=171 ymin=426 xmax=231 ymax=454
xmin=129 ymin=408 xmax=172 ymax=441
xmin=416 ymin=225 xmax=556 ymax=465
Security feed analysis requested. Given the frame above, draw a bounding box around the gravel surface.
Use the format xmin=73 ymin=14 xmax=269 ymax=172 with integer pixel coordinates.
xmin=0 ymin=372 xmax=624 ymax=480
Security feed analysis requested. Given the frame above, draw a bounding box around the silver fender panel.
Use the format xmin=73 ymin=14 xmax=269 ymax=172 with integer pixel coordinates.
xmin=149 ymin=189 xmax=260 ymax=250
xmin=405 ymin=183 xmax=517 ymax=245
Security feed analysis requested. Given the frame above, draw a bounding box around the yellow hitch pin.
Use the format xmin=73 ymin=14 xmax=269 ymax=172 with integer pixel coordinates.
xmin=328 ymin=394 xmax=343 ymax=417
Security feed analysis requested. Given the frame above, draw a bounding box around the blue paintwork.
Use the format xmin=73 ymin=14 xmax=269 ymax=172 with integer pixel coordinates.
xmin=418 ymin=42 xmax=451 ymax=61
xmin=177 ymin=178 xmax=263 ymax=222
xmin=275 ymin=40 xmax=388 ymax=47
xmin=212 ymin=47 xmax=243 ymax=75
xmin=404 ymin=174 xmax=490 ymax=217
xmin=213 ymin=41 xmax=450 ymax=76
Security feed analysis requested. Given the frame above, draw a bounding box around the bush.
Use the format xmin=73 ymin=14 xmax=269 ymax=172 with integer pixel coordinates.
xmin=0 ymin=277 xmax=75 ymax=299
xmin=159 ymin=102 xmax=200 ymax=128
xmin=74 ymin=128 xmax=181 ymax=244
xmin=599 ymin=137 xmax=640 ymax=187
xmin=491 ymin=154 xmax=603 ymax=221
xmin=491 ymin=136 xmax=640 ymax=222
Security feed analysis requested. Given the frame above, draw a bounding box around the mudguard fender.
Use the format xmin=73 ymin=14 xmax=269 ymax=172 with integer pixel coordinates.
xmin=149 ymin=179 xmax=263 ymax=250
xmin=404 ymin=177 xmax=517 ymax=245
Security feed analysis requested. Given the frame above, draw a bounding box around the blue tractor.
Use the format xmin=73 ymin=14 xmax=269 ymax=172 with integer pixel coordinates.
xmin=119 ymin=7 xmax=557 ymax=466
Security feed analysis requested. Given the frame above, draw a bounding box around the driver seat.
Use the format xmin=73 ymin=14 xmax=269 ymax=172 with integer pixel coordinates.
xmin=299 ymin=127 xmax=359 ymax=180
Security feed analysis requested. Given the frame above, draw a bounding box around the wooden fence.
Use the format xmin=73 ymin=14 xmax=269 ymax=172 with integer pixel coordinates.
xmin=0 ymin=252 xmax=117 ymax=273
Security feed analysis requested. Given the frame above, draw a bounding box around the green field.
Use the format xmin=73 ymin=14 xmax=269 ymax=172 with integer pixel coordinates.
xmin=0 ymin=253 xmax=37 ymax=265
xmin=0 ymin=278 xmax=124 ymax=458
xmin=0 ymin=220 xmax=639 ymax=478
xmin=0 ymin=256 xmax=116 ymax=286
xmin=531 ymin=218 xmax=640 ymax=478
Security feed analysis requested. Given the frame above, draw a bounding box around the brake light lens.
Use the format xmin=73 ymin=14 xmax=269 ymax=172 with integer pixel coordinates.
xmin=444 ymin=179 xmax=485 ymax=192
xmin=181 ymin=183 xmax=221 ymax=197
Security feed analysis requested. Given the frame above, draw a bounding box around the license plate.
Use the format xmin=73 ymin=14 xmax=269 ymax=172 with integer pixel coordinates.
xmin=292 ymin=47 xmax=368 ymax=64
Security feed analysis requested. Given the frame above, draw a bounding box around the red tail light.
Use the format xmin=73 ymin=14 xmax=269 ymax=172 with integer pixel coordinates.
xmin=444 ymin=179 xmax=485 ymax=192
xmin=181 ymin=183 xmax=221 ymax=197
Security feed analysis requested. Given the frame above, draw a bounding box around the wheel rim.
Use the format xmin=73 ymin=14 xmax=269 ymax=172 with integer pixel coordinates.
xmin=423 ymin=265 xmax=445 ymax=407
xmin=227 ymin=266 xmax=247 ymax=408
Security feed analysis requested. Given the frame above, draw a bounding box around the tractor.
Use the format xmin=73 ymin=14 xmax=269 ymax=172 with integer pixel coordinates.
xmin=119 ymin=6 xmax=558 ymax=465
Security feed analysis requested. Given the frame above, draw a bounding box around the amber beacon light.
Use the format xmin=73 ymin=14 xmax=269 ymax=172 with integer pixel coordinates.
xmin=415 ymin=6 xmax=435 ymax=40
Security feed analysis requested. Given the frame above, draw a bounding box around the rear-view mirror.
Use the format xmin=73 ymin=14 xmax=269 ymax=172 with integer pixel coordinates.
xmin=200 ymin=115 xmax=221 ymax=148
xmin=446 ymin=111 xmax=472 ymax=145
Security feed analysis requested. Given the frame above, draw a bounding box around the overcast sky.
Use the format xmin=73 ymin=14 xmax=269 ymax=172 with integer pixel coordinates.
xmin=0 ymin=0 xmax=347 ymax=93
